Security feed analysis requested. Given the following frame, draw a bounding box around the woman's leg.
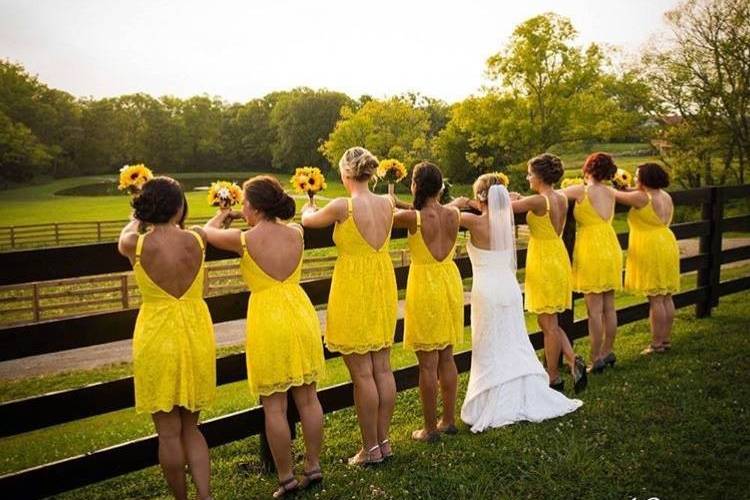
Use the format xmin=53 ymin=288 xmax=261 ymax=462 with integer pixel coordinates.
xmin=584 ymin=293 xmax=604 ymax=362
xmin=371 ymin=348 xmax=396 ymax=446
xmin=648 ymin=295 xmax=664 ymax=346
xmin=260 ymin=392 xmax=295 ymax=483
xmin=538 ymin=313 xmax=562 ymax=382
xmin=437 ymin=345 xmax=458 ymax=429
xmin=152 ymin=408 xmax=188 ymax=500
xmin=343 ymin=353 xmax=380 ymax=452
xmin=601 ymin=290 xmax=618 ymax=357
xmin=663 ymin=294 xmax=675 ymax=345
xmin=290 ymin=383 xmax=324 ymax=473
xmin=415 ymin=350 xmax=439 ymax=433
xmin=179 ymin=409 xmax=211 ymax=500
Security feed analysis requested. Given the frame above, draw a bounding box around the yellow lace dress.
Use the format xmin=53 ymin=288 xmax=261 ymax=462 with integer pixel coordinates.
xmin=132 ymin=230 xmax=216 ymax=414
xmin=404 ymin=209 xmax=464 ymax=351
xmin=326 ymin=198 xmax=398 ymax=354
xmin=572 ymin=186 xmax=623 ymax=293
xmin=625 ymin=192 xmax=680 ymax=296
xmin=240 ymin=227 xmax=325 ymax=396
xmin=525 ymin=195 xmax=573 ymax=314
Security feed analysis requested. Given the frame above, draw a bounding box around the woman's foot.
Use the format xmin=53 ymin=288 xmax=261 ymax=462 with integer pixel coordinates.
xmin=549 ymin=376 xmax=565 ymax=392
xmin=437 ymin=420 xmax=458 ymax=435
xmin=603 ymin=352 xmax=617 ymax=367
xmin=347 ymin=444 xmax=383 ymax=466
xmin=641 ymin=344 xmax=666 ymax=355
xmin=662 ymin=340 xmax=672 ymax=351
xmin=588 ymin=359 xmax=606 ymax=374
xmin=272 ymin=476 xmax=299 ymax=498
xmin=572 ymin=355 xmax=588 ymax=394
xmin=298 ymin=467 xmax=323 ymax=491
xmin=411 ymin=429 xmax=441 ymax=443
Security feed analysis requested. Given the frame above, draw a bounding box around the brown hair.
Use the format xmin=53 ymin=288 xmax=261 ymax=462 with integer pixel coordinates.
xmin=412 ymin=161 xmax=443 ymax=210
xmin=339 ymin=147 xmax=379 ymax=182
xmin=528 ymin=153 xmax=565 ymax=185
xmin=473 ymin=173 xmax=506 ymax=202
xmin=636 ymin=163 xmax=670 ymax=189
xmin=132 ymin=176 xmax=187 ymax=227
xmin=582 ymin=152 xmax=617 ymax=181
xmin=243 ymin=175 xmax=296 ymax=220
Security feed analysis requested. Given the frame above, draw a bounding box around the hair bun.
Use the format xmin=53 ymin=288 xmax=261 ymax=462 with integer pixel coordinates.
xmin=340 ymin=147 xmax=378 ymax=181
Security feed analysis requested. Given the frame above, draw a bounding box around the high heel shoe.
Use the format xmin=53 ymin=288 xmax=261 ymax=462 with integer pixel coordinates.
xmin=588 ymin=359 xmax=606 ymax=374
xmin=603 ymin=352 xmax=617 ymax=368
xmin=549 ymin=376 xmax=565 ymax=392
xmin=573 ymin=355 xmax=588 ymax=394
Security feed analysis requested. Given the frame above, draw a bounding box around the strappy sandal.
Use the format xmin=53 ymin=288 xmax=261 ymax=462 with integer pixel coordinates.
xmin=347 ymin=444 xmax=383 ymax=466
xmin=549 ymin=376 xmax=565 ymax=392
xmin=298 ymin=467 xmax=323 ymax=491
xmin=272 ymin=476 xmax=299 ymax=498
xmin=379 ymin=439 xmax=393 ymax=460
xmin=588 ymin=359 xmax=606 ymax=374
xmin=437 ymin=422 xmax=459 ymax=435
xmin=662 ymin=341 xmax=672 ymax=351
xmin=411 ymin=429 xmax=441 ymax=443
xmin=641 ymin=344 xmax=666 ymax=355
xmin=572 ymin=355 xmax=588 ymax=394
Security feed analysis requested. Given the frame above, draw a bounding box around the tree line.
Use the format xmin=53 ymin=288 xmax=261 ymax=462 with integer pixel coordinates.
xmin=1 ymin=0 xmax=746 ymax=188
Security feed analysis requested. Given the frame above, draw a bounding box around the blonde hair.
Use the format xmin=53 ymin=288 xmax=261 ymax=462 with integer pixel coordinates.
xmin=473 ymin=173 xmax=507 ymax=202
xmin=339 ymin=147 xmax=379 ymax=182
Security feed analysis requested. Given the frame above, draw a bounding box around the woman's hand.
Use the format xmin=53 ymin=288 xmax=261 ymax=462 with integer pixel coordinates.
xmin=302 ymin=200 xmax=318 ymax=214
xmin=451 ymin=196 xmax=470 ymax=209
xmin=509 ymin=191 xmax=522 ymax=201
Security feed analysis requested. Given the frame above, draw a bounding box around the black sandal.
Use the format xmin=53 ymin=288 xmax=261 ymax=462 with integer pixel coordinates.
xmin=298 ymin=468 xmax=323 ymax=490
xmin=603 ymin=352 xmax=617 ymax=367
xmin=272 ymin=476 xmax=299 ymax=498
xmin=550 ymin=376 xmax=565 ymax=392
xmin=573 ymin=355 xmax=588 ymax=394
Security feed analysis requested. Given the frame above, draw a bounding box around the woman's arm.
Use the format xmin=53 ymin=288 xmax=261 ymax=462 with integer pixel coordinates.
xmin=392 ymin=209 xmax=417 ymax=232
xmin=202 ymin=210 xmax=244 ymax=255
xmin=613 ymin=189 xmax=649 ymax=208
xmin=510 ymin=194 xmax=544 ymax=214
xmin=117 ymin=217 xmax=140 ymax=264
xmin=300 ymin=198 xmax=347 ymax=228
xmin=560 ymin=184 xmax=585 ymax=202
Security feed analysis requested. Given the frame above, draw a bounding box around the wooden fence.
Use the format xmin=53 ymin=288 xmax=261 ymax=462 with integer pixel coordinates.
xmin=0 ymin=185 xmax=749 ymax=498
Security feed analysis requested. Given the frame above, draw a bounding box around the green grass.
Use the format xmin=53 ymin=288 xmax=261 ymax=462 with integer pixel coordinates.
xmin=30 ymin=287 xmax=750 ymax=499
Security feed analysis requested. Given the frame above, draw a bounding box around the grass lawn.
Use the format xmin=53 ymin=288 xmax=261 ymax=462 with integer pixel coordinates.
xmin=1 ymin=262 xmax=748 ymax=498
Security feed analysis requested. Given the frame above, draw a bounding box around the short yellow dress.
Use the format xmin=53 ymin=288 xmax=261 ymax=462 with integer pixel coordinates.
xmin=240 ymin=227 xmax=325 ymax=396
xmin=326 ymin=198 xmax=398 ymax=354
xmin=572 ymin=186 xmax=623 ymax=293
xmin=625 ymin=192 xmax=680 ymax=296
xmin=404 ymin=209 xmax=464 ymax=351
xmin=525 ymin=195 xmax=573 ymax=314
xmin=132 ymin=230 xmax=216 ymax=414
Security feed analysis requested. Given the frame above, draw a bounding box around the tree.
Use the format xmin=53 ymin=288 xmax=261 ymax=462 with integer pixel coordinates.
xmin=0 ymin=111 xmax=52 ymax=184
xmin=221 ymin=99 xmax=275 ymax=170
xmin=321 ymin=97 xmax=431 ymax=169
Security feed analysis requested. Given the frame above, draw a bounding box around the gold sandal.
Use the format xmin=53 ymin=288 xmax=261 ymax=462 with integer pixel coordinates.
xmin=347 ymin=444 xmax=383 ymax=466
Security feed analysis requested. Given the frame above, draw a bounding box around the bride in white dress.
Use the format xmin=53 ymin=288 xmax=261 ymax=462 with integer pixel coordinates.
xmin=453 ymin=176 xmax=582 ymax=433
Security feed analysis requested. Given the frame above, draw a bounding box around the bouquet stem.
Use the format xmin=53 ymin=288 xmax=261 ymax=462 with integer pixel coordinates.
xmin=388 ymin=183 xmax=395 ymax=196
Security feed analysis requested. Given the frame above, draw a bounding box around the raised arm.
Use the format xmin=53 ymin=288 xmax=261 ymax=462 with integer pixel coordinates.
xmin=202 ymin=210 xmax=244 ymax=256
xmin=300 ymin=198 xmax=347 ymax=228
xmin=117 ymin=217 xmax=140 ymax=264
xmin=560 ymin=184 xmax=585 ymax=202
xmin=613 ymin=189 xmax=649 ymax=209
xmin=392 ymin=209 xmax=418 ymax=232
xmin=510 ymin=194 xmax=545 ymax=214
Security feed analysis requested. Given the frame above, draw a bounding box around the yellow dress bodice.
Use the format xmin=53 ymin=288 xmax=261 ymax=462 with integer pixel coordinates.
xmin=571 ymin=186 xmax=623 ymax=293
xmin=625 ymin=192 xmax=680 ymax=296
xmin=326 ymin=197 xmax=398 ymax=354
xmin=524 ymin=195 xmax=573 ymax=314
xmin=131 ymin=230 xmax=216 ymax=414
xmin=239 ymin=226 xmax=325 ymax=396
xmin=404 ymin=209 xmax=464 ymax=351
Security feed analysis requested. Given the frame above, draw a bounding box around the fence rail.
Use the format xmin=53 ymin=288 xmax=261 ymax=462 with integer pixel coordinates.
xmin=0 ymin=184 xmax=749 ymax=499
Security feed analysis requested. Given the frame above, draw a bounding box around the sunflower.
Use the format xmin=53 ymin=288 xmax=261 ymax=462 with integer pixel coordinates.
xmin=207 ymin=180 xmax=243 ymax=208
xmin=561 ymin=177 xmax=585 ymax=188
xmin=612 ymin=168 xmax=633 ymax=190
xmin=291 ymin=167 xmax=326 ymax=196
xmin=488 ymin=171 xmax=510 ymax=187
xmin=376 ymin=159 xmax=408 ymax=184
xmin=118 ymin=164 xmax=153 ymax=194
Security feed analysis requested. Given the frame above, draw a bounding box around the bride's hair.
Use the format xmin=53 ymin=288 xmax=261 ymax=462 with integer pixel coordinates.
xmin=472 ymin=173 xmax=507 ymax=203
xmin=132 ymin=176 xmax=188 ymax=228
xmin=412 ymin=161 xmax=443 ymax=210
xmin=243 ymin=175 xmax=296 ymax=220
xmin=339 ymin=147 xmax=379 ymax=182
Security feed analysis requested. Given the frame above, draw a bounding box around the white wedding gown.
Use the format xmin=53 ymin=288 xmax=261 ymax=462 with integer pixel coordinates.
xmin=460 ymin=190 xmax=582 ymax=433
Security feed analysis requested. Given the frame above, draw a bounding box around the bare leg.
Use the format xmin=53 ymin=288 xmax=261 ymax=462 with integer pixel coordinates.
xmin=371 ymin=348 xmax=396 ymax=445
xmin=663 ymin=294 xmax=675 ymax=344
xmin=152 ymin=408 xmax=188 ymax=500
xmin=261 ymin=392 xmax=294 ymax=483
xmin=601 ymin=290 xmax=618 ymax=357
xmin=415 ymin=350 xmax=439 ymax=433
xmin=648 ymin=295 xmax=665 ymax=346
xmin=437 ymin=345 xmax=458 ymax=429
xmin=538 ymin=313 xmax=562 ymax=381
xmin=179 ymin=409 xmax=211 ymax=500
xmin=584 ymin=293 xmax=604 ymax=363
xmin=290 ymin=383 xmax=323 ymax=473
xmin=343 ymin=353 xmax=380 ymax=452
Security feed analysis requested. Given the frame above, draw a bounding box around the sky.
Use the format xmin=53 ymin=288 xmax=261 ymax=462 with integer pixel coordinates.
xmin=0 ymin=0 xmax=679 ymax=104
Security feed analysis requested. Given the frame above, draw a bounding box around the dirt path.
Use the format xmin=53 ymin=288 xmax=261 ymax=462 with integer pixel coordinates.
xmin=1 ymin=238 xmax=747 ymax=381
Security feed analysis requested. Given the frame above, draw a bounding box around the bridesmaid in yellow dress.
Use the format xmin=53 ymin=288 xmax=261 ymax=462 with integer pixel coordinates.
xmin=392 ymin=161 xmax=463 ymax=443
xmin=301 ymin=147 xmax=398 ymax=466
xmin=203 ymin=176 xmax=325 ymax=498
xmin=117 ymin=177 xmax=215 ymax=500
xmin=614 ymin=163 xmax=679 ymax=355
xmin=561 ymin=152 xmax=623 ymax=374
xmin=509 ymin=153 xmax=587 ymax=393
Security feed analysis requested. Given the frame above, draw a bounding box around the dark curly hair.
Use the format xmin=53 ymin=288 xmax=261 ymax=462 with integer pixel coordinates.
xmin=528 ymin=153 xmax=565 ymax=186
xmin=132 ymin=176 xmax=187 ymax=227
xmin=636 ymin=163 xmax=670 ymax=189
xmin=412 ymin=161 xmax=443 ymax=210
xmin=243 ymin=175 xmax=296 ymax=220
xmin=582 ymin=152 xmax=617 ymax=181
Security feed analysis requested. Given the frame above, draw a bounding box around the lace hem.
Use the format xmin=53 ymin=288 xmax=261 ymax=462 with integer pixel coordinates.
xmin=526 ymin=305 xmax=569 ymax=315
xmin=325 ymin=340 xmax=393 ymax=355
xmin=626 ymin=286 xmax=679 ymax=297
xmin=407 ymin=341 xmax=454 ymax=352
xmin=253 ymin=372 xmax=321 ymax=397
xmin=573 ymin=285 xmax=622 ymax=294
xmin=136 ymin=400 xmax=213 ymax=415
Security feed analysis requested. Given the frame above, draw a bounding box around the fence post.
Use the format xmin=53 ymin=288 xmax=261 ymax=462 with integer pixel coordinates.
xmin=695 ymin=186 xmax=723 ymax=318
xmin=96 ymin=222 xmax=102 ymax=242
xmin=32 ymin=283 xmax=40 ymax=323
xmin=120 ymin=275 xmax=129 ymax=309
xmin=9 ymin=226 xmax=15 ymax=249
xmin=54 ymin=223 xmax=60 ymax=245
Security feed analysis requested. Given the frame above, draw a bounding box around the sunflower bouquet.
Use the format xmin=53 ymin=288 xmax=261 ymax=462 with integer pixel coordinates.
xmin=488 ymin=171 xmax=510 ymax=187
xmin=291 ymin=166 xmax=327 ymax=203
xmin=118 ymin=164 xmax=154 ymax=196
xmin=207 ymin=181 xmax=243 ymax=209
xmin=612 ymin=168 xmax=633 ymax=190
xmin=376 ymin=159 xmax=408 ymax=195
xmin=561 ymin=177 xmax=585 ymax=189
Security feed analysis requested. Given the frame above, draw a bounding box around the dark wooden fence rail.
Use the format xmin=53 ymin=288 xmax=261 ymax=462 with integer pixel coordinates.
xmin=1 ymin=184 xmax=749 ymax=499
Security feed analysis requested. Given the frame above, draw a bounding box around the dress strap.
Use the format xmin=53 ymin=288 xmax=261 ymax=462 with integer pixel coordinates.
xmin=288 ymin=223 xmax=304 ymax=239
xmin=542 ymin=194 xmax=550 ymax=213
xmin=187 ymin=230 xmax=205 ymax=251
xmin=134 ymin=233 xmax=146 ymax=263
xmin=346 ymin=198 xmax=353 ymax=217
xmin=240 ymin=230 xmax=249 ymax=254
xmin=415 ymin=210 xmax=422 ymax=229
